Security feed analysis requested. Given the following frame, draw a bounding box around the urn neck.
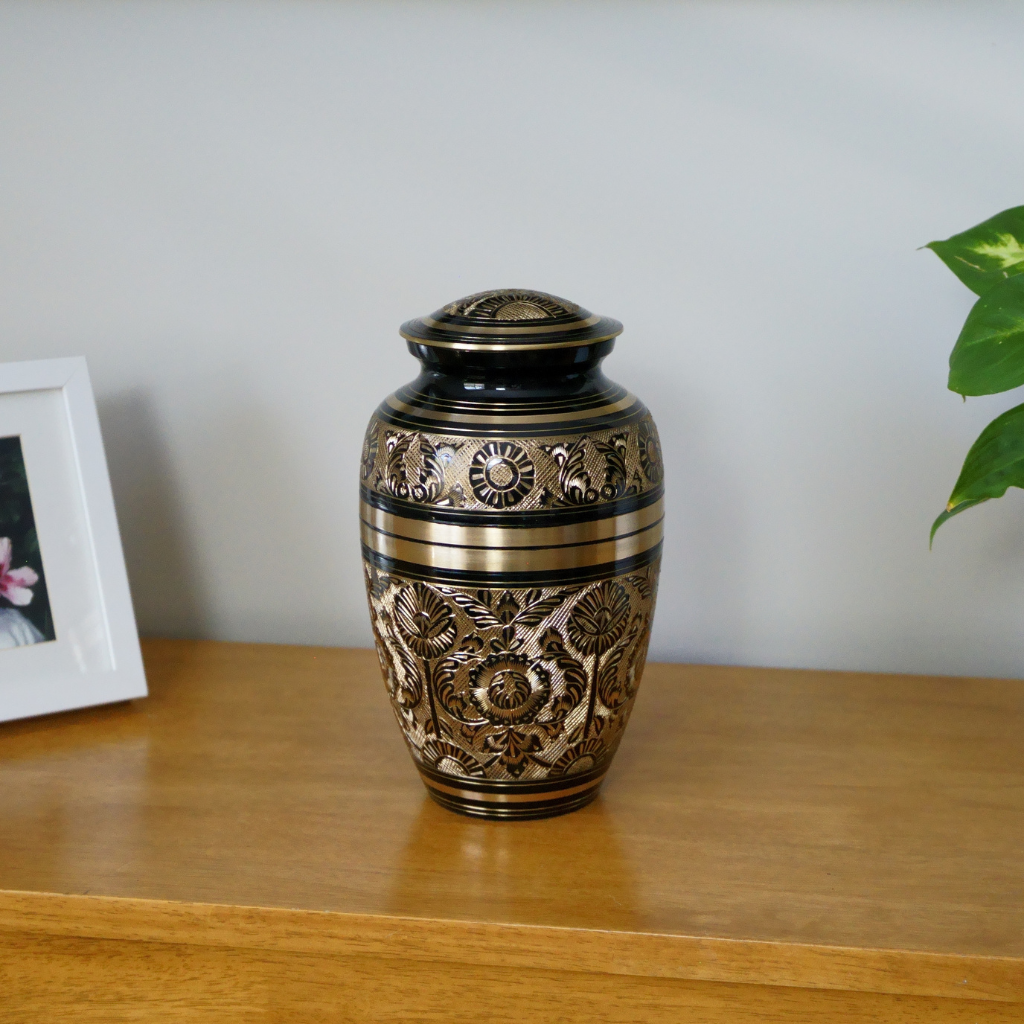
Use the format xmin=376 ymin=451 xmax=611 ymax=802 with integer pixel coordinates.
xmin=405 ymin=338 xmax=616 ymax=402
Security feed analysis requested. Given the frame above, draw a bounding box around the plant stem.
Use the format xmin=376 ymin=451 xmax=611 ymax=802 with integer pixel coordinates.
xmin=585 ymin=649 xmax=602 ymax=739
xmin=423 ymin=659 xmax=441 ymax=737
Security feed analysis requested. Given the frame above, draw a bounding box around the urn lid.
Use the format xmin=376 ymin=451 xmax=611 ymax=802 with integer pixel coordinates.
xmin=399 ymin=289 xmax=623 ymax=351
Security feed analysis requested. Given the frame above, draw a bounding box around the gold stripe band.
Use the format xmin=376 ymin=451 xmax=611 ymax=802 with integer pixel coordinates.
xmin=361 ymin=516 xmax=663 ymax=573
xmin=420 ymin=772 xmax=607 ymax=804
xmin=404 ymin=385 xmax=619 ymax=412
xmin=418 ymin=313 xmax=603 ymax=335
xmin=360 ymin=498 xmax=664 ymax=550
xmin=385 ymin=393 xmax=638 ymax=425
xmin=400 ymin=331 xmax=621 ymax=352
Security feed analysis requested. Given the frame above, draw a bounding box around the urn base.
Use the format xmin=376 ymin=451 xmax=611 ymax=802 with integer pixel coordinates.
xmin=417 ymin=763 xmax=607 ymax=820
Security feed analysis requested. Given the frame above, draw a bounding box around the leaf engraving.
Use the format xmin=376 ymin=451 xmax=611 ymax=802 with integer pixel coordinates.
xmin=513 ymin=589 xmax=576 ymax=626
xmin=597 ymin=612 xmax=645 ymax=710
xmin=540 ymin=437 xmax=598 ymax=505
xmin=378 ymin=431 xmax=413 ymax=499
xmin=380 ymin=612 xmax=422 ymax=709
xmin=433 ymin=656 xmax=484 ymax=723
xmin=594 ymin=433 xmax=637 ymax=500
xmin=411 ymin=436 xmax=446 ymax=503
xmin=441 ymin=588 xmax=503 ymax=629
xmin=540 ymin=626 xmax=588 ymax=723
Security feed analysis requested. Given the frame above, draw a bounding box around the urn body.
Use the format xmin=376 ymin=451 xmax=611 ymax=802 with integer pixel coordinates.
xmin=360 ymin=290 xmax=663 ymax=819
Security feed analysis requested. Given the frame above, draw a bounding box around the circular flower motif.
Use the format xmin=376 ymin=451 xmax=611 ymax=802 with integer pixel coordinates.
xmin=469 ymin=653 xmax=551 ymax=726
xmin=422 ymin=739 xmax=486 ymax=778
xmin=393 ymin=582 xmax=457 ymax=660
xmin=566 ymin=581 xmax=631 ymax=657
xmin=550 ymin=739 xmax=607 ymax=778
xmin=469 ymin=441 xmax=535 ymax=508
xmin=637 ymin=417 xmax=663 ymax=485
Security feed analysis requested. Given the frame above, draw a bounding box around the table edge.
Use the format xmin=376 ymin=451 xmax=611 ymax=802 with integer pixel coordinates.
xmin=0 ymin=889 xmax=1019 ymax=1003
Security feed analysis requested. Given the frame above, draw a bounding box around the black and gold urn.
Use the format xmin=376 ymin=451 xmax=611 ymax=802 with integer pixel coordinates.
xmin=360 ymin=290 xmax=663 ymax=819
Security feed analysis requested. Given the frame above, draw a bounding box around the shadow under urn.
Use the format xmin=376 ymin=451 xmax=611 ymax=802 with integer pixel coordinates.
xmin=360 ymin=289 xmax=663 ymax=819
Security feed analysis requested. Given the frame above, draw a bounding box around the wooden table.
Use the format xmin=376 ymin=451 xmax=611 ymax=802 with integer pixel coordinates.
xmin=1 ymin=640 xmax=1022 ymax=1021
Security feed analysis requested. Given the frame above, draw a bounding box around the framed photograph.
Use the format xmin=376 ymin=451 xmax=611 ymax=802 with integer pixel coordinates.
xmin=0 ymin=357 xmax=146 ymax=722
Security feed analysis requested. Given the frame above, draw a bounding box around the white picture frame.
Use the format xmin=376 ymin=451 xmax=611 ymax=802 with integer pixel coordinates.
xmin=0 ymin=356 xmax=146 ymax=721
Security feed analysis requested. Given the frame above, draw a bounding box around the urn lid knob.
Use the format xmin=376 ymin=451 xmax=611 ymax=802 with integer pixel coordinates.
xmin=400 ymin=289 xmax=623 ymax=351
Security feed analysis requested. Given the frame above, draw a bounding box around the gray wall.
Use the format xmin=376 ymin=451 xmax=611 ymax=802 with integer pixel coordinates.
xmin=2 ymin=0 xmax=1023 ymax=676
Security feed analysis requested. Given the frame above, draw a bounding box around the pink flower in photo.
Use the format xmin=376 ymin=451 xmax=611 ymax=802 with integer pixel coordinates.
xmin=0 ymin=537 xmax=38 ymax=607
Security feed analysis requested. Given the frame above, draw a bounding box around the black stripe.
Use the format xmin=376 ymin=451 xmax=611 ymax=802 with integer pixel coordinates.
xmin=360 ymin=483 xmax=664 ymax=528
xmin=399 ymin=384 xmax=626 ymax=413
xmin=418 ymin=762 xmax=606 ymax=795
xmin=375 ymin=400 xmax=646 ymax=438
xmin=421 ymin=783 xmax=604 ymax=819
xmin=362 ymin=541 xmax=662 ymax=586
xmin=425 ymin=788 xmax=600 ymax=819
xmin=404 ymin=396 xmax=622 ymax=414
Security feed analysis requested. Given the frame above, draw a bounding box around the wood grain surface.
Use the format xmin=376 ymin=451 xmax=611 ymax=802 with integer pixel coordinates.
xmin=1 ymin=639 xmax=1022 ymax=1021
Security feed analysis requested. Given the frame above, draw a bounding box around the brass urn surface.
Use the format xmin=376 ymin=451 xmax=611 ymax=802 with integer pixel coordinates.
xmin=360 ymin=289 xmax=663 ymax=819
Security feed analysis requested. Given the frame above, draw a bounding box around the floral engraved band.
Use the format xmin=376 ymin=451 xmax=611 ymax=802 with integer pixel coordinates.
xmin=362 ymin=290 xmax=662 ymax=819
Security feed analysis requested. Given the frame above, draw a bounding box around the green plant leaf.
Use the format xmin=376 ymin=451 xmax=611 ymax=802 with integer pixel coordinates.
xmin=948 ymin=274 xmax=1024 ymax=396
xmin=931 ymin=401 xmax=1024 ymax=543
xmin=930 ymin=498 xmax=988 ymax=546
xmin=927 ymin=206 xmax=1024 ymax=295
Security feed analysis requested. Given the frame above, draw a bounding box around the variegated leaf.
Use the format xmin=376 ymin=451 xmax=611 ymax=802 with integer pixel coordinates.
xmin=927 ymin=206 xmax=1024 ymax=295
